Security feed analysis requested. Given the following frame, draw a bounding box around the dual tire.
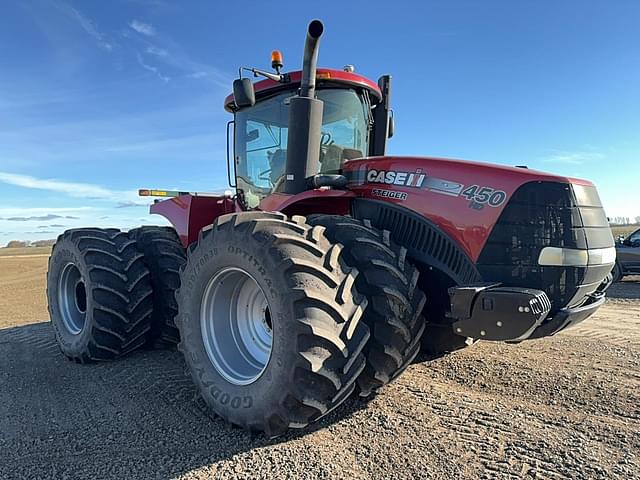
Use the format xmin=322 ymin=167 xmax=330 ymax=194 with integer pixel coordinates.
xmin=128 ymin=226 xmax=186 ymax=348
xmin=47 ymin=214 xmax=433 ymax=437
xmin=306 ymin=215 xmax=427 ymax=397
xmin=176 ymin=212 xmax=370 ymax=437
xmin=47 ymin=229 xmax=153 ymax=362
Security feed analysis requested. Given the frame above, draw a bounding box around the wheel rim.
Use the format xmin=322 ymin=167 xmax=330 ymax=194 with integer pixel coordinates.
xmin=200 ymin=267 xmax=273 ymax=386
xmin=58 ymin=263 xmax=87 ymax=335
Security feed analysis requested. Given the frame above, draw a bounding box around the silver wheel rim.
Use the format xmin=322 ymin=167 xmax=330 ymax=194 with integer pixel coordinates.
xmin=58 ymin=262 xmax=87 ymax=335
xmin=200 ymin=267 xmax=273 ymax=385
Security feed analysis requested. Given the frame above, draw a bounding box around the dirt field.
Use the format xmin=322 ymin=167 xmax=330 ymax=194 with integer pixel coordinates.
xmin=0 ymin=255 xmax=49 ymax=328
xmin=610 ymin=225 xmax=639 ymax=239
xmin=0 ymin=247 xmax=52 ymax=257
xmin=0 ymin=254 xmax=638 ymax=479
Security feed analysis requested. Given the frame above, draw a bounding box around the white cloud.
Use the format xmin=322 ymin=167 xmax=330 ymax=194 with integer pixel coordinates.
xmin=136 ymin=53 xmax=170 ymax=83
xmin=146 ymin=46 xmax=168 ymax=57
xmin=2 ymin=214 xmax=77 ymax=222
xmin=116 ymin=201 xmax=149 ymax=208
xmin=56 ymin=1 xmax=113 ymax=51
xmin=0 ymin=207 xmax=95 ymax=217
xmin=187 ymin=71 xmax=208 ymax=79
xmin=540 ymin=151 xmax=605 ymax=165
xmin=0 ymin=172 xmax=142 ymax=203
xmin=129 ymin=20 xmax=156 ymax=36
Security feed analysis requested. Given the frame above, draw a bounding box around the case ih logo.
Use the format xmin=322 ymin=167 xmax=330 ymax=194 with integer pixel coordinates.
xmin=364 ymin=167 xmax=507 ymax=208
xmin=366 ymin=169 xmax=426 ymax=187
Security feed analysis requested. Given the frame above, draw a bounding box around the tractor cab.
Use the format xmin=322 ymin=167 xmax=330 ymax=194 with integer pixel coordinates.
xmin=224 ymin=56 xmax=393 ymax=208
xmin=230 ymin=84 xmax=370 ymax=208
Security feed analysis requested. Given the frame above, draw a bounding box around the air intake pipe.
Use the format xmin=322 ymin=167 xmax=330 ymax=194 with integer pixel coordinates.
xmin=282 ymin=20 xmax=325 ymax=194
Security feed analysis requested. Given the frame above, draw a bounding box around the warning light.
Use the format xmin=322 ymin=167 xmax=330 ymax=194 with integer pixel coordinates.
xmin=316 ymin=71 xmax=331 ymax=80
xmin=271 ymin=50 xmax=283 ymax=73
xmin=138 ymin=188 xmax=190 ymax=198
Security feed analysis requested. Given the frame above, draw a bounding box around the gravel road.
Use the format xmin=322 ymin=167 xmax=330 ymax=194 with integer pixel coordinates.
xmin=1 ymin=278 xmax=638 ymax=479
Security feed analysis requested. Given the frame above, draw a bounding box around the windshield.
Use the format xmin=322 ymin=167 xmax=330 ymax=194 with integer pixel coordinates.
xmin=234 ymin=88 xmax=370 ymax=208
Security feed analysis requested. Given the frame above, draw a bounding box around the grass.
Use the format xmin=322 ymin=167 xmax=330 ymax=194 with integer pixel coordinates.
xmin=0 ymin=246 xmax=52 ymax=257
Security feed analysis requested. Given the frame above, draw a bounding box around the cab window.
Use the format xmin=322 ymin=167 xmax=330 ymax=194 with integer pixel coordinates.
xmin=234 ymin=88 xmax=370 ymax=208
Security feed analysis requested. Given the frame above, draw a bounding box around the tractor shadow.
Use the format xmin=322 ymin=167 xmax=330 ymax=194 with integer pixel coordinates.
xmin=0 ymin=321 xmax=370 ymax=479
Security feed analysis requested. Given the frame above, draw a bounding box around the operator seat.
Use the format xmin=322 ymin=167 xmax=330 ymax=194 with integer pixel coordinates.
xmin=269 ymin=149 xmax=286 ymax=185
xmin=319 ymin=146 xmax=363 ymax=174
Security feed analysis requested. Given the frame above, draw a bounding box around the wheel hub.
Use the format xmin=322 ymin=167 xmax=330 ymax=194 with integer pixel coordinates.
xmin=200 ymin=267 xmax=273 ymax=385
xmin=58 ymin=263 xmax=87 ymax=335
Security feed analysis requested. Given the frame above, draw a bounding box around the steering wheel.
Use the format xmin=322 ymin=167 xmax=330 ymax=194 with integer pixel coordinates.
xmin=258 ymin=168 xmax=272 ymax=183
xmin=320 ymin=132 xmax=334 ymax=146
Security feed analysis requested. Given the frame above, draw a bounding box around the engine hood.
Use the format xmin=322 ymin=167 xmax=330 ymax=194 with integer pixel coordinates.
xmin=342 ymin=155 xmax=600 ymax=261
xmin=343 ymin=155 xmax=594 ymax=187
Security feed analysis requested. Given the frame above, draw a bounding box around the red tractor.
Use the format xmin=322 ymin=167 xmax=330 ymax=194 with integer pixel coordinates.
xmin=47 ymin=20 xmax=615 ymax=437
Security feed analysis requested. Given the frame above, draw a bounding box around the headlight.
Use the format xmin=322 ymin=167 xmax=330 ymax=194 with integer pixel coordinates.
xmin=538 ymin=247 xmax=616 ymax=266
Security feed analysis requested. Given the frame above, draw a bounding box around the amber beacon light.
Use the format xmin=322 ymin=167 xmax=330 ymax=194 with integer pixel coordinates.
xmin=271 ymin=50 xmax=283 ymax=73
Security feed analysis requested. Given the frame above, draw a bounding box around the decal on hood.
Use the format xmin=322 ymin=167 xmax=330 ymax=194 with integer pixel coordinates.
xmin=364 ymin=168 xmax=507 ymax=207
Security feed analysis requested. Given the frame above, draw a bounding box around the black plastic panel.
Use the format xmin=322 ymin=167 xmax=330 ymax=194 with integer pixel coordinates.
xmin=477 ymin=181 xmax=614 ymax=313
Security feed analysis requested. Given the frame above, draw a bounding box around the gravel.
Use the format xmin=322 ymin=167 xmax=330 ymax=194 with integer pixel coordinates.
xmin=0 ymin=278 xmax=638 ymax=479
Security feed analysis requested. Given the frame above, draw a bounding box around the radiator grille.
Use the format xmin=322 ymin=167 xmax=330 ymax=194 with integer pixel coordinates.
xmin=477 ymin=181 xmax=613 ymax=312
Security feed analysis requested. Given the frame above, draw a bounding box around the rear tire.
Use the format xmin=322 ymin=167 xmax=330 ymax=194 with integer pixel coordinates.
xmin=307 ymin=215 xmax=426 ymax=397
xmin=129 ymin=226 xmax=186 ymax=348
xmin=47 ymin=228 xmax=153 ymax=362
xmin=176 ymin=212 xmax=370 ymax=438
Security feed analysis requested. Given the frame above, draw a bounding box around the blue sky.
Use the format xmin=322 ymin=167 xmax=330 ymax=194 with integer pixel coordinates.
xmin=1 ymin=0 xmax=639 ymax=243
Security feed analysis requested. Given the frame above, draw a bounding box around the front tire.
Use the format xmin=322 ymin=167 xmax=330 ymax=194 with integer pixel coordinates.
xmin=47 ymin=228 xmax=153 ymax=362
xmin=307 ymin=215 xmax=426 ymax=397
xmin=176 ymin=212 xmax=370 ymax=437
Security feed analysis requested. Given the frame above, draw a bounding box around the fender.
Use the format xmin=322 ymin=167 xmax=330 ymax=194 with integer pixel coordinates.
xmin=352 ymin=198 xmax=482 ymax=286
xmin=150 ymin=195 xmax=239 ymax=247
xmin=259 ymin=189 xmax=354 ymax=217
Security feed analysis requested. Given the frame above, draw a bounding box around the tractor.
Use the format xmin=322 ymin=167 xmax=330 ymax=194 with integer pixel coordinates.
xmin=47 ymin=20 xmax=615 ymax=438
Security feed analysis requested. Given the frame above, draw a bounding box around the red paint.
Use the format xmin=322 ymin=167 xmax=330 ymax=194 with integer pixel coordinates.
xmin=259 ymin=189 xmax=354 ymax=216
xmin=150 ymin=157 xmax=596 ymax=260
xmin=224 ymin=69 xmax=382 ymax=112
xmin=150 ymin=195 xmax=240 ymax=247
xmin=343 ymin=156 xmax=592 ymax=261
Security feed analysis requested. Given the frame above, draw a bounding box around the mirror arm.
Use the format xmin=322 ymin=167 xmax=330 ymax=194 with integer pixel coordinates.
xmin=241 ymin=67 xmax=290 ymax=84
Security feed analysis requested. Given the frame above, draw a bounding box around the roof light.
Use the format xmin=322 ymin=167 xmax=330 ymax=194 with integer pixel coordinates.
xmin=316 ymin=71 xmax=331 ymax=80
xmin=271 ymin=50 xmax=283 ymax=73
xmin=343 ymin=64 xmax=355 ymax=73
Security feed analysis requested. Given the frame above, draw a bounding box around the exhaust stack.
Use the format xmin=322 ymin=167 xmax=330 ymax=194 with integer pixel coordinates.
xmin=282 ymin=20 xmax=324 ymax=194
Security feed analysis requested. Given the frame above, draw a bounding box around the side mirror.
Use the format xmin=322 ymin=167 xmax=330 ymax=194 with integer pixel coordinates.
xmin=233 ymin=78 xmax=255 ymax=108
xmin=387 ymin=110 xmax=395 ymax=138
